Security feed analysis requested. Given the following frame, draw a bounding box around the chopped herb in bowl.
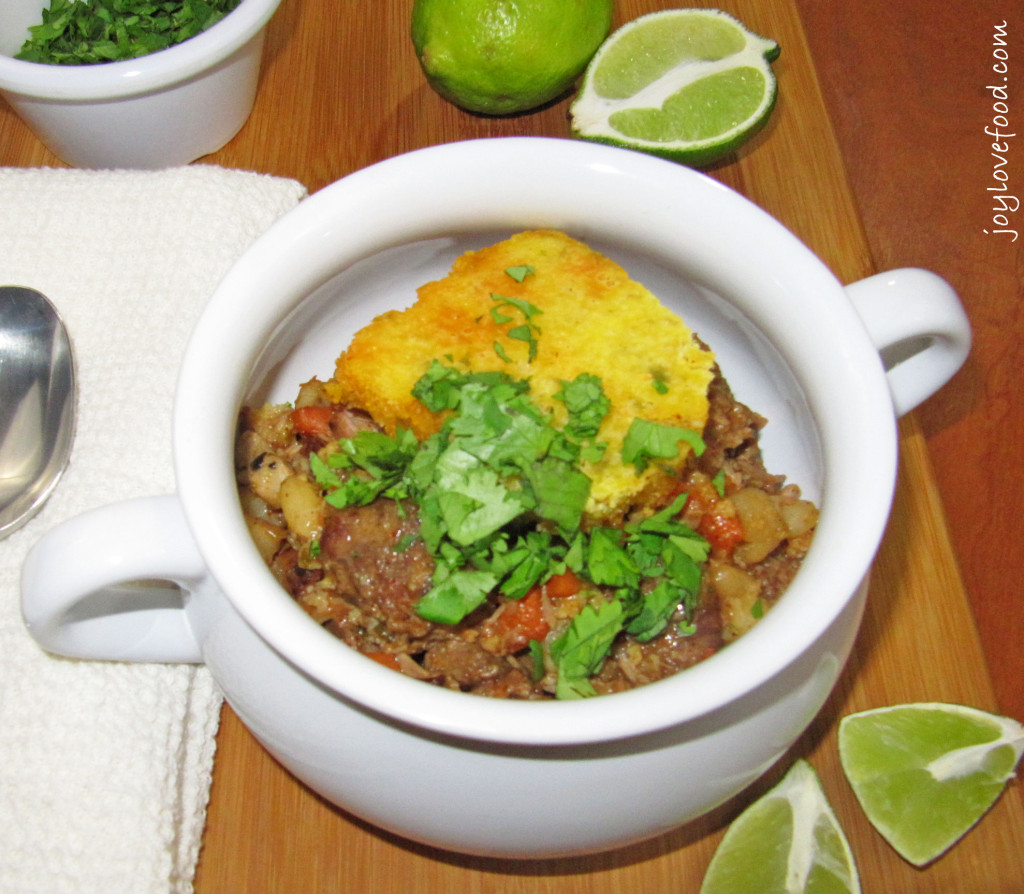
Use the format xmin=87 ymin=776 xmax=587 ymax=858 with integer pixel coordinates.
xmin=16 ymin=0 xmax=244 ymax=65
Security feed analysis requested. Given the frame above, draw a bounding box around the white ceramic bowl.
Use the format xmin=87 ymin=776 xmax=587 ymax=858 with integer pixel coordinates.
xmin=0 ymin=0 xmax=281 ymax=168
xmin=21 ymin=138 xmax=970 ymax=857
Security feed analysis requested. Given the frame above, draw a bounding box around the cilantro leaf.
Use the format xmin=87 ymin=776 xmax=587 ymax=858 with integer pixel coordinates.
xmin=629 ymin=493 xmax=688 ymax=531
xmin=317 ymin=428 xmax=418 ymax=507
xmin=521 ymin=457 xmax=591 ymax=531
xmin=491 ymin=293 xmax=542 ymax=323
xmin=665 ymin=530 xmax=710 ymax=566
xmin=505 ymin=265 xmax=535 ymax=283
xmin=432 ymin=447 xmax=530 ymax=544
xmin=416 ymin=568 xmax=499 ymax=624
xmin=554 ymin=373 xmax=610 ymax=441
xmin=309 ymin=451 xmax=341 ymax=490
xmin=410 ymin=359 xmax=466 ymax=412
xmin=448 ymin=384 xmax=551 ymax=469
xmin=489 ymin=531 xmax=561 ymax=600
xmin=626 ymin=580 xmax=685 ymax=642
xmin=527 ymin=639 xmax=546 ymax=681
xmin=550 ymin=600 xmax=625 ymax=699
xmin=585 ymin=527 xmax=640 ymax=589
xmin=490 ymin=293 xmax=542 ymax=362
xmin=624 ymin=496 xmax=708 ymax=601
xmin=711 ymin=469 xmax=727 ymax=496
xmin=621 ymin=419 xmax=706 ymax=472
xmin=507 ymin=323 xmax=539 ymax=361
xmin=334 ymin=428 xmax=419 ymax=478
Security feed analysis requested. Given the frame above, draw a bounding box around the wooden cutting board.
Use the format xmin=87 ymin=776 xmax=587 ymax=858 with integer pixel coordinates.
xmin=190 ymin=1 xmax=1024 ymax=890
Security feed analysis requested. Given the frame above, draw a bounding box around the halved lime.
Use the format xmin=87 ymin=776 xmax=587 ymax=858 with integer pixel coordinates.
xmin=700 ymin=760 xmax=861 ymax=894
xmin=838 ymin=702 xmax=1024 ymax=867
xmin=569 ymin=9 xmax=780 ymax=167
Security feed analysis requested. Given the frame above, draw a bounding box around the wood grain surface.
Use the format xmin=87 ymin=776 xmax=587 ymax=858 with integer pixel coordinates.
xmin=2 ymin=0 xmax=1021 ymax=890
xmin=798 ymin=0 xmax=1024 ymax=733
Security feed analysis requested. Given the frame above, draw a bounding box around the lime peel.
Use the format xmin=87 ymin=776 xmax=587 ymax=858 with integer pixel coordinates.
xmin=570 ymin=9 xmax=780 ymax=168
xmin=411 ymin=0 xmax=614 ymax=116
xmin=699 ymin=759 xmax=861 ymax=894
xmin=838 ymin=702 xmax=1024 ymax=867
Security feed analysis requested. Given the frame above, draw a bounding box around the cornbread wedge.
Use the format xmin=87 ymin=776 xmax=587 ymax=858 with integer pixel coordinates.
xmin=326 ymin=230 xmax=716 ymax=524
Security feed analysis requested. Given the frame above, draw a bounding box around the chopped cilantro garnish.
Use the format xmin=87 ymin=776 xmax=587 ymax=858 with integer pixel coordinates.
xmin=651 ymin=369 xmax=670 ymax=394
xmin=410 ymin=360 xmax=468 ymax=411
xmin=626 ymin=580 xmax=686 ymax=642
xmin=550 ymin=600 xmax=625 ymax=699
xmin=488 ymin=531 xmax=561 ymax=600
xmin=522 ymin=457 xmax=590 ymax=531
xmin=505 ymin=265 xmax=535 ymax=283
xmin=490 ymin=294 xmax=541 ymax=322
xmin=314 ymin=359 xmax=594 ymax=628
xmin=490 ymin=294 xmax=542 ymax=362
xmin=527 ymin=639 xmax=546 ymax=681
xmin=311 ymin=334 xmax=712 ymax=698
xmin=711 ymin=468 xmax=727 ymax=496
xmin=394 ymin=533 xmax=418 ymax=553
xmin=16 ymin=0 xmax=242 ymax=65
xmin=314 ymin=428 xmax=418 ymax=507
xmin=416 ymin=567 xmax=499 ymax=625
xmin=432 ymin=448 xmax=529 ymax=544
xmin=554 ymin=373 xmax=610 ymax=442
xmin=493 ymin=341 xmax=513 ymax=363
xmin=507 ymin=323 xmax=538 ymax=357
xmin=621 ymin=418 xmax=706 ymax=472
xmin=309 ymin=451 xmax=341 ymax=490
xmin=585 ymin=527 xmax=640 ymax=589
xmin=608 ymin=496 xmax=709 ymax=642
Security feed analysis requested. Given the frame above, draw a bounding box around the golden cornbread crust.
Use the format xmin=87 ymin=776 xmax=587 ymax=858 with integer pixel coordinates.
xmin=326 ymin=230 xmax=716 ymax=523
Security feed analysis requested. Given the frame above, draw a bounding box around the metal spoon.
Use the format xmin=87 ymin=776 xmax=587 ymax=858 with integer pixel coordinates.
xmin=0 ymin=286 xmax=77 ymax=539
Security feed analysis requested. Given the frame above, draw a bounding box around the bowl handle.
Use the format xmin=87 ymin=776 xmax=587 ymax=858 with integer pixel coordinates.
xmin=845 ymin=268 xmax=971 ymax=417
xmin=20 ymin=495 xmax=205 ymax=663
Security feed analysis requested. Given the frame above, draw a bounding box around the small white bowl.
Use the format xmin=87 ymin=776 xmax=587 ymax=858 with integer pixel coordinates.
xmin=0 ymin=0 xmax=281 ymax=168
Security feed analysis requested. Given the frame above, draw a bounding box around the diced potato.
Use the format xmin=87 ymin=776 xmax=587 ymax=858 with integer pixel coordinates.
xmin=731 ymin=487 xmax=788 ymax=542
xmin=709 ymin=560 xmax=763 ymax=641
xmin=780 ymin=499 xmax=819 ymax=538
xmin=731 ymin=487 xmax=788 ymax=565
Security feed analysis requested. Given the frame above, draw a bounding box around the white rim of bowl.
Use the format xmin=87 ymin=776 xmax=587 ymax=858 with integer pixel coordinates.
xmin=0 ymin=0 xmax=281 ymax=99
xmin=176 ymin=137 xmax=898 ymax=747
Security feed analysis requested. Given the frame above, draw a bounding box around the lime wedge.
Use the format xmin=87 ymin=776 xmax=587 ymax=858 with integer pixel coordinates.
xmin=700 ymin=760 xmax=861 ymax=894
xmin=838 ymin=702 xmax=1024 ymax=867
xmin=569 ymin=9 xmax=780 ymax=167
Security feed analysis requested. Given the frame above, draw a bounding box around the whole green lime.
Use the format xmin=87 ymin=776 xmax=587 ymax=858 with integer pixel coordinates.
xmin=411 ymin=0 xmax=614 ymax=116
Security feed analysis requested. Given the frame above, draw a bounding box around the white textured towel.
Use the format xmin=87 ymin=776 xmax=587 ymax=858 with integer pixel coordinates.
xmin=0 ymin=166 xmax=307 ymax=893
